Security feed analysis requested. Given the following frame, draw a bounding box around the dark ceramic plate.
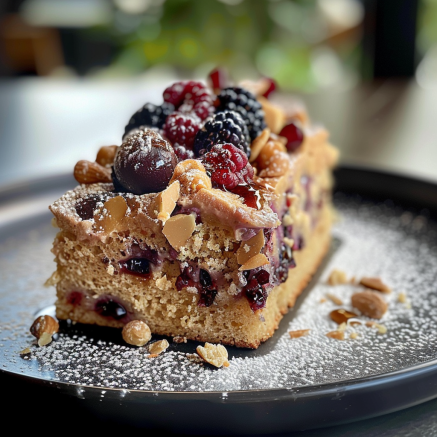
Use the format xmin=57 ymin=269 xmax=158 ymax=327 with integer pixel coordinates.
xmin=1 ymin=166 xmax=437 ymax=435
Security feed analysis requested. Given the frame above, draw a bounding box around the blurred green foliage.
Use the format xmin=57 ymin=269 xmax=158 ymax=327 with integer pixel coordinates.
xmin=98 ymin=0 xmax=362 ymax=92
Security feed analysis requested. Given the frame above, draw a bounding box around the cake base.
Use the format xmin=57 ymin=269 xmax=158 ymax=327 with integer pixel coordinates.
xmin=54 ymin=206 xmax=332 ymax=349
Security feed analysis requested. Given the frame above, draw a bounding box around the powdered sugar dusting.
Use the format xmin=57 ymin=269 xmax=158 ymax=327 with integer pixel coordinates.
xmin=1 ymin=193 xmax=437 ymax=392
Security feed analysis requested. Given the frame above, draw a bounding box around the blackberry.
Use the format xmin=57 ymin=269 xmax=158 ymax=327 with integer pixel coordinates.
xmin=123 ymin=102 xmax=174 ymax=139
xmin=215 ymin=87 xmax=266 ymax=142
xmin=193 ymin=111 xmax=250 ymax=157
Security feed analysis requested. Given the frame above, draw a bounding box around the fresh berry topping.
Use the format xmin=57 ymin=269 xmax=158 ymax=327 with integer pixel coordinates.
xmin=275 ymin=242 xmax=296 ymax=283
xmin=123 ymin=102 xmax=174 ymax=139
xmin=163 ymin=112 xmax=202 ymax=151
xmin=75 ymin=193 xmax=115 ymax=220
xmin=279 ymin=121 xmax=304 ymax=153
xmin=119 ymin=258 xmax=150 ymax=277
xmin=113 ymin=128 xmax=178 ymax=195
xmin=208 ymin=68 xmax=228 ymax=91
xmin=215 ymin=87 xmax=266 ymax=141
xmin=243 ymin=269 xmax=270 ymax=311
xmin=173 ymin=144 xmax=195 ymax=161
xmin=95 ymin=297 xmax=127 ymax=320
xmin=163 ymin=81 xmax=214 ymax=120
xmin=202 ymin=144 xmax=254 ymax=190
xmin=193 ymin=111 xmax=250 ymax=157
xmin=261 ymin=77 xmax=277 ymax=98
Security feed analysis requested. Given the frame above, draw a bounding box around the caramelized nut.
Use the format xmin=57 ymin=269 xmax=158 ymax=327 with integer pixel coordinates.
xmin=236 ymin=230 xmax=265 ymax=265
xmin=351 ymin=290 xmax=388 ymax=319
xmin=256 ymin=140 xmax=286 ymax=170
xmin=289 ymin=329 xmax=310 ymax=339
xmin=178 ymin=170 xmax=212 ymax=194
xmin=239 ymin=253 xmax=269 ymax=271
xmin=96 ymin=145 xmax=118 ymax=168
xmin=196 ymin=342 xmax=230 ymax=368
xmin=163 ymin=214 xmax=196 ymax=249
xmin=30 ymin=315 xmax=59 ymax=347
xmin=258 ymin=151 xmax=290 ymax=178
xmin=258 ymin=96 xmax=286 ymax=133
xmin=325 ymin=330 xmax=345 ymax=340
xmin=74 ymin=160 xmax=112 ymax=184
xmin=171 ymin=159 xmax=206 ymax=181
xmin=122 ymin=320 xmax=151 ymax=346
xmin=249 ymin=128 xmax=270 ymax=163
xmin=359 ymin=277 xmax=391 ymax=293
xmin=329 ymin=308 xmax=358 ymax=325
xmin=157 ymin=181 xmax=180 ymax=223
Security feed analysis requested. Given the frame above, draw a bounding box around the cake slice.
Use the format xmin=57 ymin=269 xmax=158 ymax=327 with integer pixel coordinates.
xmin=47 ymin=77 xmax=338 ymax=349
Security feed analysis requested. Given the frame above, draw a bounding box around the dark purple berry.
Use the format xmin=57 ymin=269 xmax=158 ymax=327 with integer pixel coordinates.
xmin=95 ymin=298 xmax=127 ymax=320
xmin=275 ymin=243 xmax=296 ymax=283
xmin=123 ymin=102 xmax=174 ymax=139
xmin=215 ymin=87 xmax=266 ymax=142
xmin=243 ymin=269 xmax=270 ymax=311
xmin=193 ymin=111 xmax=250 ymax=157
xmin=119 ymin=258 xmax=150 ymax=276
xmin=75 ymin=193 xmax=115 ymax=220
xmin=113 ymin=128 xmax=178 ymax=195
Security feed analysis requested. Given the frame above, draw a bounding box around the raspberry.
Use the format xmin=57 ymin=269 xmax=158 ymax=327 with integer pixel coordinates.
xmin=193 ymin=111 xmax=250 ymax=158
xmin=215 ymin=87 xmax=266 ymax=141
xmin=123 ymin=102 xmax=174 ymax=139
xmin=163 ymin=112 xmax=202 ymax=150
xmin=163 ymin=81 xmax=214 ymax=120
xmin=208 ymin=68 xmax=228 ymax=91
xmin=202 ymin=144 xmax=254 ymax=190
xmin=173 ymin=145 xmax=194 ymax=161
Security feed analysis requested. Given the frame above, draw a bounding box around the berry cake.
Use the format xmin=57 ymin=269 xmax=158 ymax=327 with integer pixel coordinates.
xmin=47 ymin=75 xmax=339 ymax=348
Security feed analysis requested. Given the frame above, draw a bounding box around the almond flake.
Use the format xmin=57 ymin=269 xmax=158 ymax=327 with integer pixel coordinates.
xmin=157 ymin=181 xmax=180 ymax=223
xmin=359 ymin=277 xmax=391 ymax=293
xmin=326 ymin=330 xmax=344 ymax=340
xmin=249 ymin=128 xmax=270 ymax=162
xmin=163 ymin=214 xmax=196 ymax=249
xmin=326 ymin=293 xmax=343 ymax=305
xmin=327 ymin=269 xmax=348 ymax=285
xmin=236 ymin=230 xmax=265 ymax=265
xmin=95 ymin=196 xmax=128 ymax=233
xmin=289 ymin=329 xmax=310 ymax=339
xmin=239 ymin=253 xmax=269 ymax=271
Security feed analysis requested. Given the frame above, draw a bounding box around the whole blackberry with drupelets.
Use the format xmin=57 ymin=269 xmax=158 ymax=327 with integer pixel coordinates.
xmin=123 ymin=102 xmax=174 ymax=139
xmin=215 ymin=87 xmax=266 ymax=142
xmin=193 ymin=110 xmax=250 ymax=158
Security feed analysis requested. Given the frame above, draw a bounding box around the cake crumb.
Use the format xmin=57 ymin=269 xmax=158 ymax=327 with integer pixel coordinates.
xmin=107 ymin=265 xmax=115 ymax=275
xmin=173 ymin=336 xmax=187 ymax=344
xmin=196 ymin=343 xmax=230 ymax=368
xmin=289 ymin=329 xmax=310 ymax=339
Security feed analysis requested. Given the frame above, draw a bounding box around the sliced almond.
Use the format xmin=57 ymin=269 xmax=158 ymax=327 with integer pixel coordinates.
xmin=326 ymin=330 xmax=344 ymax=340
xmin=157 ymin=181 xmax=180 ymax=223
xmin=95 ymin=196 xmax=128 ymax=232
xmin=74 ymin=160 xmax=112 ymax=184
xmin=351 ymin=290 xmax=388 ymax=319
xmin=289 ymin=329 xmax=310 ymax=339
xmin=326 ymin=293 xmax=343 ymax=306
xmin=359 ymin=277 xmax=391 ymax=293
xmin=239 ymin=253 xmax=269 ymax=271
xmin=236 ymin=230 xmax=265 ymax=265
xmin=163 ymin=214 xmax=196 ymax=249
xmin=258 ymin=96 xmax=286 ymax=133
xmin=249 ymin=128 xmax=270 ymax=163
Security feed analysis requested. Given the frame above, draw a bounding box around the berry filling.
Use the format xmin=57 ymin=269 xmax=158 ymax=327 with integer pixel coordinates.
xmin=163 ymin=81 xmax=214 ymax=120
xmin=275 ymin=242 xmax=296 ymax=284
xmin=202 ymin=144 xmax=254 ymax=190
xmin=176 ymin=266 xmax=218 ymax=307
xmin=243 ymin=269 xmax=270 ymax=311
xmin=95 ymin=297 xmax=127 ymax=320
xmin=119 ymin=258 xmax=150 ymax=277
xmin=66 ymin=291 xmax=83 ymax=306
xmin=279 ymin=121 xmax=304 ymax=153
xmin=231 ymin=183 xmax=262 ymax=209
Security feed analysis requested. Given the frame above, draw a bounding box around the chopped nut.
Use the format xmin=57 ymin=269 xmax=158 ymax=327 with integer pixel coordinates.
xmin=177 ymin=170 xmax=212 ymax=194
xmin=258 ymin=96 xmax=286 ymax=133
xmin=377 ymin=324 xmax=387 ymax=334
xmin=196 ymin=342 xmax=230 ymax=368
xmin=319 ymin=297 xmax=327 ymax=303
xmin=330 ymin=308 xmax=358 ymax=324
xmin=283 ymin=237 xmax=294 ymax=248
xmin=148 ymin=339 xmax=170 ymax=355
xmin=359 ymin=277 xmax=391 ymax=293
xmin=122 ymin=320 xmax=151 ymax=347
xmin=326 ymin=330 xmax=344 ymax=340
xmin=289 ymin=329 xmax=310 ymax=339
xmin=351 ymin=290 xmax=388 ymax=319
xmin=157 ymin=181 xmax=180 ymax=223
xmin=350 ymin=332 xmax=359 ymax=340
xmin=95 ymin=145 xmax=118 ymax=168
xmin=30 ymin=315 xmax=59 ymax=346
xmin=327 ymin=269 xmax=348 ymax=285
xmin=163 ymin=214 xmax=196 ymax=249
xmin=147 ymin=354 xmax=159 ymax=359
xmin=338 ymin=322 xmax=347 ymax=332
xmin=20 ymin=347 xmax=31 ymax=355
xmin=398 ymin=292 xmax=407 ymax=303
xmin=74 ymin=160 xmax=112 ymax=184
xmin=95 ymin=196 xmax=128 ymax=233
xmin=326 ymin=293 xmax=343 ymax=306
xmin=239 ymin=253 xmax=269 ymax=271
xmin=236 ymin=230 xmax=265 ymax=265
xmin=249 ymin=128 xmax=270 ymax=162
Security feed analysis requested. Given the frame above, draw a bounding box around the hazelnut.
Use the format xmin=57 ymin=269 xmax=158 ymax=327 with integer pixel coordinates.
xmin=30 ymin=315 xmax=59 ymax=347
xmin=122 ymin=320 xmax=151 ymax=346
